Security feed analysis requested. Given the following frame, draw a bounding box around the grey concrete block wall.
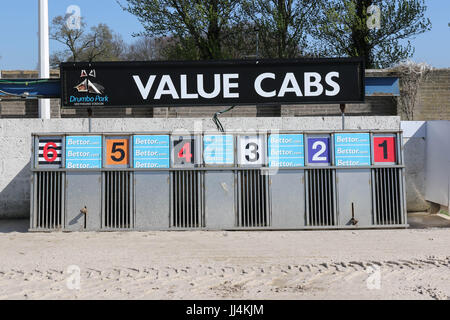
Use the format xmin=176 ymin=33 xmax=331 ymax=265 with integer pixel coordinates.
xmin=0 ymin=116 xmax=400 ymax=219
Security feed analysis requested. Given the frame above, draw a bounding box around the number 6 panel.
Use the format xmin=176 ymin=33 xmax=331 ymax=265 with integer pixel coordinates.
xmin=35 ymin=136 xmax=64 ymax=169
xmin=305 ymin=134 xmax=332 ymax=166
xmin=237 ymin=135 xmax=267 ymax=167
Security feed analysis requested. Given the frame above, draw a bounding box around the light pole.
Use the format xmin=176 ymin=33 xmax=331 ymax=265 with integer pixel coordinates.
xmin=38 ymin=0 xmax=51 ymax=119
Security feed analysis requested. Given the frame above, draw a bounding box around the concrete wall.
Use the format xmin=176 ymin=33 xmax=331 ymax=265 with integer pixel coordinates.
xmin=415 ymin=69 xmax=450 ymax=120
xmin=401 ymin=121 xmax=429 ymax=212
xmin=0 ymin=116 xmax=400 ymax=219
xmin=425 ymin=121 xmax=450 ymax=207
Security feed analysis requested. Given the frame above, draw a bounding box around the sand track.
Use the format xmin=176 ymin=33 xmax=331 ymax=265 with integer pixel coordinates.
xmin=0 ymin=228 xmax=449 ymax=299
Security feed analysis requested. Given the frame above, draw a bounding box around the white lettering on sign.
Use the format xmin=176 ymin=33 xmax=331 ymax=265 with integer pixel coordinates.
xmin=154 ymin=75 xmax=179 ymax=99
xmin=132 ymin=71 xmax=341 ymax=101
xmin=278 ymin=73 xmax=303 ymax=97
xmin=326 ymin=72 xmax=340 ymax=96
xmin=223 ymin=74 xmax=239 ymax=98
xmin=254 ymin=73 xmax=276 ymax=98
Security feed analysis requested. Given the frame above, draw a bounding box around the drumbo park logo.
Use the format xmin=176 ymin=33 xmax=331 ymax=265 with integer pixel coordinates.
xmin=70 ymin=69 xmax=109 ymax=105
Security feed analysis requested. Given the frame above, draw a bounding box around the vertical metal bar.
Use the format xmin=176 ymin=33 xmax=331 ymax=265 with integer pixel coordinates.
xmin=188 ymin=171 xmax=192 ymax=228
xmin=320 ymin=170 xmax=324 ymax=226
xmin=182 ymin=171 xmax=185 ymax=228
xmin=236 ymin=171 xmax=240 ymax=227
xmin=120 ymin=172 xmax=123 ymax=229
xmin=44 ymin=172 xmax=48 ymax=229
xmin=324 ymin=169 xmax=328 ymax=226
xmin=202 ymin=171 xmax=206 ymax=227
xmin=266 ymin=173 xmax=271 ymax=226
xmin=169 ymin=172 xmax=173 ymax=228
xmin=389 ymin=168 xmax=394 ymax=224
xmin=371 ymin=170 xmax=376 ymax=225
xmin=51 ymin=172 xmax=54 ymax=229
xmin=251 ymin=170 xmax=256 ymax=227
xmin=305 ymin=170 xmax=309 ymax=226
xmin=258 ymin=171 xmax=262 ymax=227
xmin=238 ymin=171 xmax=242 ymax=227
xmin=61 ymin=172 xmax=66 ymax=229
xmin=114 ymin=172 xmax=117 ymax=229
xmin=178 ymin=171 xmax=181 ymax=228
xmin=332 ymin=170 xmax=337 ymax=226
xmin=395 ymin=168 xmax=400 ymax=224
xmin=108 ymin=172 xmax=111 ymax=228
xmin=196 ymin=171 xmax=199 ymax=228
xmin=54 ymin=172 xmax=57 ymax=229
xmin=172 ymin=172 xmax=176 ymax=227
xmin=313 ymin=170 xmax=318 ymax=226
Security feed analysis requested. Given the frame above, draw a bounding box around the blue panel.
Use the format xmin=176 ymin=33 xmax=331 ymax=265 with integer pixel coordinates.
xmin=65 ymin=136 xmax=102 ymax=169
xmin=268 ymin=134 xmax=304 ymax=167
xmin=334 ymin=133 xmax=371 ymax=166
xmin=204 ymin=135 xmax=234 ymax=165
xmin=365 ymin=77 xmax=400 ymax=96
xmin=0 ymin=79 xmax=60 ymax=97
xmin=133 ymin=135 xmax=170 ymax=168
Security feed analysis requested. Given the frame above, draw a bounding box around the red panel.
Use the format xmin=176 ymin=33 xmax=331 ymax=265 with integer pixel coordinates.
xmin=373 ymin=137 xmax=396 ymax=163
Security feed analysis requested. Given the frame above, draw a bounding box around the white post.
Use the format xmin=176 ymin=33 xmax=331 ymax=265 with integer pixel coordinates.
xmin=38 ymin=0 xmax=51 ymax=119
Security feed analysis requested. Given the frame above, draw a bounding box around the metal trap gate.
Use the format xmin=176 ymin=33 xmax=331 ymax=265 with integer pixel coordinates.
xmin=30 ymin=131 xmax=407 ymax=231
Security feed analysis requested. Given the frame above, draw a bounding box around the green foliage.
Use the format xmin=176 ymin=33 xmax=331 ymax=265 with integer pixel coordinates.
xmin=311 ymin=0 xmax=432 ymax=68
xmin=242 ymin=0 xmax=317 ymax=58
xmin=119 ymin=0 xmax=242 ymax=60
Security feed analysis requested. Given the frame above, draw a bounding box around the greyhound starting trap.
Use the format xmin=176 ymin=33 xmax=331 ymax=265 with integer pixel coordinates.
xmin=29 ymin=130 xmax=407 ymax=231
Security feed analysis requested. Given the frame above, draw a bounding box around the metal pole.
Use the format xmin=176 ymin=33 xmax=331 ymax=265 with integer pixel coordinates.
xmin=255 ymin=28 xmax=259 ymax=59
xmin=340 ymin=104 xmax=346 ymax=130
xmin=38 ymin=0 xmax=51 ymax=119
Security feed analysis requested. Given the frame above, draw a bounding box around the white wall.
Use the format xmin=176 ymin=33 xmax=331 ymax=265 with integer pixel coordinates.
xmin=401 ymin=121 xmax=429 ymax=212
xmin=425 ymin=121 xmax=450 ymax=207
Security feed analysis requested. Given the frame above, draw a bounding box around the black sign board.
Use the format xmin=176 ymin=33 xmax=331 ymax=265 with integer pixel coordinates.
xmin=61 ymin=58 xmax=365 ymax=108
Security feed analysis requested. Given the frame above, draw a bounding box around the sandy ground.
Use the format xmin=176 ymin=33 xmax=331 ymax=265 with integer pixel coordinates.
xmin=0 ymin=220 xmax=449 ymax=300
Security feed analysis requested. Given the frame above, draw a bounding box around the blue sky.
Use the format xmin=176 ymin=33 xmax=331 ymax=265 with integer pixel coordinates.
xmin=0 ymin=0 xmax=448 ymax=70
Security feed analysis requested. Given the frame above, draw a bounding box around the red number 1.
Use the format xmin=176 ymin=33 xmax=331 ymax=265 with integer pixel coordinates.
xmin=178 ymin=143 xmax=193 ymax=163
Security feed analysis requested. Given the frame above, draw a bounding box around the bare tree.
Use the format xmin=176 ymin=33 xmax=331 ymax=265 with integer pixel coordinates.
xmin=50 ymin=15 xmax=125 ymax=66
xmin=391 ymin=60 xmax=432 ymax=120
xmin=123 ymin=36 xmax=166 ymax=61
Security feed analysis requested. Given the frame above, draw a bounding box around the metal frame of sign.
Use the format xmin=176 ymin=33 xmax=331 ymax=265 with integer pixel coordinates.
xmin=103 ymin=135 xmax=131 ymax=169
xmin=334 ymin=132 xmax=372 ymax=167
xmin=170 ymin=134 xmax=202 ymax=168
xmin=65 ymin=135 xmax=103 ymax=169
xmin=202 ymin=133 xmax=235 ymax=167
xmin=371 ymin=133 xmax=398 ymax=165
xmin=305 ymin=133 xmax=333 ymax=167
xmin=61 ymin=57 xmax=365 ymax=108
xmin=236 ymin=133 xmax=268 ymax=168
xmin=34 ymin=135 xmax=65 ymax=169
xmin=267 ymin=133 xmax=305 ymax=168
xmin=133 ymin=134 xmax=171 ymax=169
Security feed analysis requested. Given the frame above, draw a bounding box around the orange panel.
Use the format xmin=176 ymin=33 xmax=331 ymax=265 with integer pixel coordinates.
xmin=106 ymin=138 xmax=129 ymax=166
